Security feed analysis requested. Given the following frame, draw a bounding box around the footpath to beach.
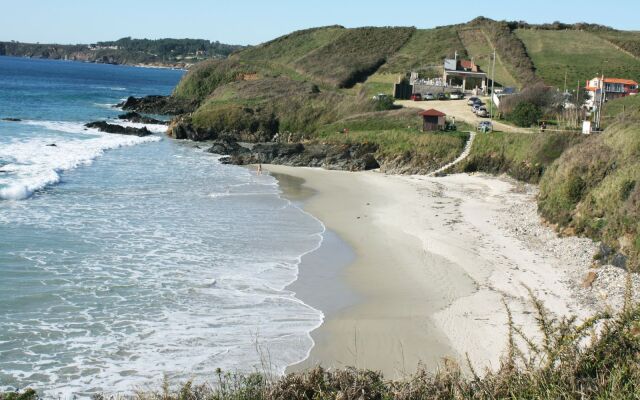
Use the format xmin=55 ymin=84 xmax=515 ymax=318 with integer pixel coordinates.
xmin=264 ymin=166 xmax=638 ymax=378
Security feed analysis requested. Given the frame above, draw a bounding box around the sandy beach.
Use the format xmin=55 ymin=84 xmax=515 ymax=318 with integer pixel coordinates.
xmin=266 ymin=165 xmax=619 ymax=378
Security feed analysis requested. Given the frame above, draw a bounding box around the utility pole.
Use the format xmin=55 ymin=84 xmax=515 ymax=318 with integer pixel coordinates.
xmin=564 ymin=70 xmax=567 ymax=94
xmin=490 ymin=49 xmax=496 ymax=122
xmin=596 ymin=74 xmax=605 ymax=130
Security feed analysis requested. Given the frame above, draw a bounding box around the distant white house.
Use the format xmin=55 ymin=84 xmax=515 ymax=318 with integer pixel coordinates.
xmin=585 ymin=76 xmax=638 ymax=107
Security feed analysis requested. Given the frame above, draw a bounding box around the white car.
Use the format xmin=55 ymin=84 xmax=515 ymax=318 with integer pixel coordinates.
xmin=449 ymin=92 xmax=464 ymax=100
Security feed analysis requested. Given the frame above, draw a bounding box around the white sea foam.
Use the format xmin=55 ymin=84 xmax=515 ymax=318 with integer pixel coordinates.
xmin=0 ymin=121 xmax=160 ymax=200
xmin=1 ymin=126 xmax=326 ymax=399
xmin=116 ymin=120 xmax=169 ymax=134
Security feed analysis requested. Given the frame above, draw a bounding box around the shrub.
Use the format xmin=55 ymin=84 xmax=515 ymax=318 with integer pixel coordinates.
xmin=508 ymin=101 xmax=543 ymax=127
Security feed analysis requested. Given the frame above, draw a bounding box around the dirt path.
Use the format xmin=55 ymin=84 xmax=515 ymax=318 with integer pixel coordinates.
xmin=396 ymin=98 xmax=526 ymax=133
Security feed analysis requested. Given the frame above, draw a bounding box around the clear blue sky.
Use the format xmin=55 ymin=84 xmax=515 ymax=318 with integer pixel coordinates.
xmin=2 ymin=0 xmax=639 ymax=45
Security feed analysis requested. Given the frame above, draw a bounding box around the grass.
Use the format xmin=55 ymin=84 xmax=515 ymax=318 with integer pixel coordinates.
xmin=593 ymin=30 xmax=640 ymax=59
xmin=346 ymin=72 xmax=399 ymax=97
xmin=377 ymin=27 xmax=467 ymax=74
xmin=539 ymin=109 xmax=640 ymax=267
xmin=233 ymin=26 xmax=346 ymax=65
xmin=602 ymin=95 xmax=640 ymax=128
xmin=456 ymin=130 xmax=583 ymax=182
xmin=467 ymin=19 xmax=538 ymax=86
xmin=515 ymin=29 xmax=640 ymax=89
xmin=456 ymin=28 xmax=519 ymax=88
xmin=293 ymin=27 xmax=415 ymax=88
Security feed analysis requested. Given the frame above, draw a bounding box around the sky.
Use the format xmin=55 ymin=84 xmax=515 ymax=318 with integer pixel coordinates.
xmin=2 ymin=0 xmax=639 ymax=45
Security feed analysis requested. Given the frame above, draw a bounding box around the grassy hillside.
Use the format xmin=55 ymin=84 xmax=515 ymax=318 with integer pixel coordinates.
xmin=293 ymin=27 xmax=415 ymax=88
xmin=539 ymin=109 xmax=640 ymax=267
xmin=456 ymin=131 xmax=582 ymax=182
xmin=233 ymin=26 xmax=346 ymax=65
xmin=594 ymin=30 xmax=640 ymax=59
xmin=377 ymin=26 xmax=466 ymax=73
xmin=457 ymin=28 xmax=519 ymax=87
xmin=466 ymin=18 xmax=539 ymax=87
xmin=602 ymin=95 xmax=640 ymax=127
xmin=516 ymin=29 xmax=640 ymax=88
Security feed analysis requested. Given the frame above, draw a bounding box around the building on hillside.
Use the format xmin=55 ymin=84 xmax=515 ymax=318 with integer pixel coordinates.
xmin=419 ymin=109 xmax=446 ymax=131
xmin=585 ymin=77 xmax=638 ymax=105
xmin=443 ymin=58 xmax=487 ymax=93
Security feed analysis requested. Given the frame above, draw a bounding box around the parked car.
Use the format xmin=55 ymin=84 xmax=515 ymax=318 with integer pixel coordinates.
xmin=476 ymin=108 xmax=490 ymax=117
xmin=467 ymin=97 xmax=479 ymax=105
xmin=472 ymin=104 xmax=483 ymax=113
xmin=449 ymin=91 xmax=464 ymax=100
xmin=477 ymin=121 xmax=493 ymax=132
xmin=410 ymin=93 xmax=422 ymax=101
xmin=437 ymin=92 xmax=447 ymax=100
xmin=424 ymin=93 xmax=435 ymax=100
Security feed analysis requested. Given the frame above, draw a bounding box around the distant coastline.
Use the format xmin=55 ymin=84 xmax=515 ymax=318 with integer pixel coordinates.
xmin=0 ymin=37 xmax=245 ymax=69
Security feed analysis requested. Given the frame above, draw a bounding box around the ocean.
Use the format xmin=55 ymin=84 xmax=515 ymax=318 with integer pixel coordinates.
xmin=0 ymin=56 xmax=324 ymax=397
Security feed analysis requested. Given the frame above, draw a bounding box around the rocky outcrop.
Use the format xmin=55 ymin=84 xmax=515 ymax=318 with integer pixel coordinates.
xmin=209 ymin=140 xmax=379 ymax=171
xmin=85 ymin=121 xmax=152 ymax=136
xmin=116 ymin=95 xmax=198 ymax=115
xmin=206 ymin=138 xmax=250 ymax=156
xmin=1 ymin=117 xmax=21 ymax=122
xmin=168 ymin=116 xmax=276 ymax=143
xmin=117 ymin=112 xmax=167 ymax=125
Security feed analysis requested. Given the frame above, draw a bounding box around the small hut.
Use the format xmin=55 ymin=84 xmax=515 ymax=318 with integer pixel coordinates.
xmin=419 ymin=109 xmax=446 ymax=131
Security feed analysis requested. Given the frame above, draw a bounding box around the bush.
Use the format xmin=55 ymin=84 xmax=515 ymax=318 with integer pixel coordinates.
xmin=373 ymin=95 xmax=395 ymax=111
xmin=508 ymin=101 xmax=543 ymax=127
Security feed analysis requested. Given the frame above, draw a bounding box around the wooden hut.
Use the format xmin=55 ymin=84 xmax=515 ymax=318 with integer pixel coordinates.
xmin=419 ymin=109 xmax=446 ymax=131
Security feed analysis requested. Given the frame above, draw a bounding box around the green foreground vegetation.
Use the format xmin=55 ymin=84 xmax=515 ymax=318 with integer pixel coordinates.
xmin=6 ymin=292 xmax=639 ymax=399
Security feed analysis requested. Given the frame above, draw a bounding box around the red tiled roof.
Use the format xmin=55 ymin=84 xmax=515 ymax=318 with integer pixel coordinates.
xmin=460 ymin=60 xmax=474 ymax=69
xmin=603 ymin=78 xmax=638 ymax=85
xmin=419 ymin=109 xmax=446 ymax=117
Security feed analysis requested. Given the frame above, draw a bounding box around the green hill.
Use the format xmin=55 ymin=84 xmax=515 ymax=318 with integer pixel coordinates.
xmin=516 ymin=29 xmax=640 ymax=88
xmin=539 ymin=108 xmax=640 ymax=267
xmin=167 ymin=21 xmax=640 ymax=237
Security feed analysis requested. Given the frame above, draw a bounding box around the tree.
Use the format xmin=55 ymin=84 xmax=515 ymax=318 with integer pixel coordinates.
xmin=508 ymin=101 xmax=543 ymax=127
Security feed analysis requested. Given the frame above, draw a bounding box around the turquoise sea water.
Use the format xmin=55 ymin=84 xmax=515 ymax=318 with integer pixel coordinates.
xmin=0 ymin=57 xmax=324 ymax=397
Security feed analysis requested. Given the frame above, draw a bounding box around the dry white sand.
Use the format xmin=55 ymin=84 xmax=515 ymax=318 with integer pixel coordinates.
xmin=267 ymin=165 xmax=600 ymax=378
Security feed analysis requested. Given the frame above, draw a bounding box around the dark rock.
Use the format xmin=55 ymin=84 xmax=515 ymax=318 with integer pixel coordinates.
xmin=168 ymin=116 xmax=214 ymax=141
xmin=206 ymin=138 xmax=250 ymax=155
xmin=46 ymin=143 xmax=57 ymax=147
xmin=167 ymin=116 xmax=276 ymax=143
xmin=596 ymin=243 xmax=628 ymax=269
xmin=611 ymin=253 xmax=627 ymax=269
xmin=218 ymin=140 xmax=379 ymax=171
xmin=2 ymin=117 xmax=21 ymax=122
xmin=85 ymin=121 xmax=152 ymax=137
xmin=117 ymin=112 xmax=167 ymax=125
xmin=115 ymin=95 xmax=197 ymax=115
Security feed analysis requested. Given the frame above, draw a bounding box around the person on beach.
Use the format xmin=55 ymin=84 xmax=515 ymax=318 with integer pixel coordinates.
xmin=257 ymin=164 xmax=262 ymax=175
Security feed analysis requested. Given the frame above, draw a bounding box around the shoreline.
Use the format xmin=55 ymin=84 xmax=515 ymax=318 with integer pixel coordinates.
xmin=267 ymin=165 xmax=613 ymax=377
